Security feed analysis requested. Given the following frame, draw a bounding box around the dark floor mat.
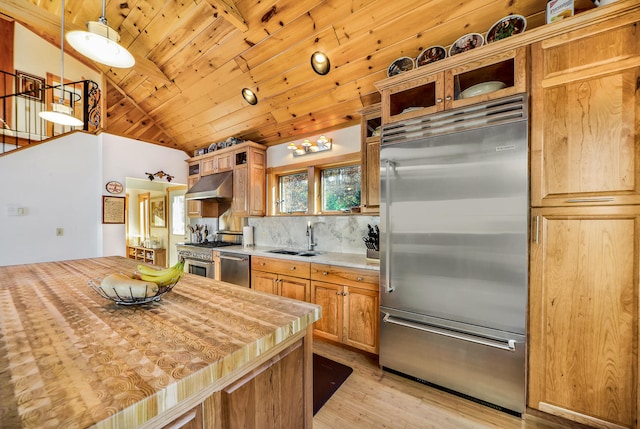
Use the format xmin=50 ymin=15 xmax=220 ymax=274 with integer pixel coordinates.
xmin=313 ymin=353 xmax=353 ymax=415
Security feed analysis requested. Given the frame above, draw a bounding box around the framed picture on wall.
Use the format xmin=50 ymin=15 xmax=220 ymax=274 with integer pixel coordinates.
xmin=102 ymin=196 xmax=126 ymax=224
xmin=150 ymin=196 xmax=166 ymax=228
xmin=16 ymin=70 xmax=45 ymax=102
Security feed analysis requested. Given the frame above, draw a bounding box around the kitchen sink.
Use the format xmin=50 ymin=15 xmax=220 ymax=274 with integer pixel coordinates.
xmin=267 ymin=249 xmax=321 ymax=257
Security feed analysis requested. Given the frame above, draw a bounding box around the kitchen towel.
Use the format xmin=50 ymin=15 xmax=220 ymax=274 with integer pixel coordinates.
xmin=243 ymin=226 xmax=254 ymax=247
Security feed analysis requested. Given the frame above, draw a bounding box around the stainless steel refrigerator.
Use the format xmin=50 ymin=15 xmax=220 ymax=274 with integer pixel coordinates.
xmin=379 ymin=94 xmax=528 ymax=414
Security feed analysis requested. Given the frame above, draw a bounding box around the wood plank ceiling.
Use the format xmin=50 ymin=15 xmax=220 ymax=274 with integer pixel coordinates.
xmin=0 ymin=0 xmax=595 ymax=155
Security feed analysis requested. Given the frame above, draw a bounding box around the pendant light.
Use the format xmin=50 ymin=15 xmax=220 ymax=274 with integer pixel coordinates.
xmin=66 ymin=0 xmax=135 ymax=68
xmin=39 ymin=0 xmax=84 ymax=127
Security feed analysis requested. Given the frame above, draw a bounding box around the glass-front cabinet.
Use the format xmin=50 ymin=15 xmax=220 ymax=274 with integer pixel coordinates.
xmin=378 ymin=46 xmax=527 ymax=124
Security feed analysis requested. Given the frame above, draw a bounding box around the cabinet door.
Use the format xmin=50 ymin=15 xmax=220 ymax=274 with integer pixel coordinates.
xmin=531 ymin=23 xmax=640 ymax=207
xmin=529 ymin=206 xmax=639 ymax=428
xmin=187 ymin=176 xmax=202 ymax=217
xmin=445 ymin=46 xmax=527 ymax=109
xmin=311 ymin=281 xmax=342 ymax=343
xmin=343 ymin=286 xmax=378 ymax=354
xmin=251 ymin=271 xmax=277 ymax=295
xmin=217 ymin=153 xmax=233 ymax=172
xmin=248 ymin=150 xmax=266 ymax=216
xmin=201 ymin=157 xmax=216 ymax=176
xmin=381 ymin=72 xmax=444 ymax=124
xmin=279 ymin=274 xmax=309 ymax=302
xmin=232 ymin=164 xmax=248 ymax=215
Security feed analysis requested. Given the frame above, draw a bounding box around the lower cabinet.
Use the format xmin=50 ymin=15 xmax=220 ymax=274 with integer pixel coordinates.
xmin=251 ymin=256 xmax=311 ymax=301
xmin=161 ymin=405 xmax=202 ymax=429
xmin=311 ymin=263 xmax=379 ymax=354
xmin=529 ymin=206 xmax=639 ymax=429
xmin=252 ymin=270 xmax=310 ymax=302
xmin=127 ymin=246 xmax=167 ymax=267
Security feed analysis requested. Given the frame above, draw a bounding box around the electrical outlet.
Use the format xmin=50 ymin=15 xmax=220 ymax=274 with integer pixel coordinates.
xmin=56 ymin=228 xmax=64 ymax=236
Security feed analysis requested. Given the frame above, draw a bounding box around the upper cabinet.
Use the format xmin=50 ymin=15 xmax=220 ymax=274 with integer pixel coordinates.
xmin=188 ymin=141 xmax=266 ymax=218
xmin=530 ymin=17 xmax=640 ymax=207
xmin=376 ymin=46 xmax=528 ymax=124
xmin=359 ymin=103 xmax=381 ymax=214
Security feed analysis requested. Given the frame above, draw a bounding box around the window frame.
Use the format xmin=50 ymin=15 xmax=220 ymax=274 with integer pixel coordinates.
xmin=267 ymin=152 xmax=361 ymax=216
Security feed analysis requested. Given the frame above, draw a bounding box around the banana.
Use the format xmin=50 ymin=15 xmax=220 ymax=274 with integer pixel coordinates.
xmin=100 ymin=273 xmax=159 ymax=299
xmin=139 ymin=262 xmax=185 ymax=287
xmin=137 ymin=260 xmax=184 ymax=277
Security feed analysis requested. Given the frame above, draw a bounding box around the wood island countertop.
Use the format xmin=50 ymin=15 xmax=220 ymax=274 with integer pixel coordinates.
xmin=0 ymin=256 xmax=321 ymax=428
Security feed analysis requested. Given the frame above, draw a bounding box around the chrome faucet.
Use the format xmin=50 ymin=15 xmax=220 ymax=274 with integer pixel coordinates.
xmin=306 ymin=221 xmax=317 ymax=251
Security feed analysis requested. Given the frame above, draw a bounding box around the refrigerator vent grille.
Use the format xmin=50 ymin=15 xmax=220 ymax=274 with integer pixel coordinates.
xmin=381 ymin=93 xmax=527 ymax=145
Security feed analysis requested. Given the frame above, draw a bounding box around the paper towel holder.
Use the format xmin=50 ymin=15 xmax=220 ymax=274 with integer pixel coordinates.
xmin=243 ymin=226 xmax=254 ymax=247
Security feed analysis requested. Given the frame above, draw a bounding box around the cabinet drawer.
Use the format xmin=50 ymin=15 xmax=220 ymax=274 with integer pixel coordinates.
xmin=252 ymin=256 xmax=310 ymax=278
xmin=310 ymin=264 xmax=379 ymax=291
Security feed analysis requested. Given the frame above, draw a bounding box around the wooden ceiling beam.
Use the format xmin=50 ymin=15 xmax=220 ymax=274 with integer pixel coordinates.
xmin=205 ymin=0 xmax=248 ymax=32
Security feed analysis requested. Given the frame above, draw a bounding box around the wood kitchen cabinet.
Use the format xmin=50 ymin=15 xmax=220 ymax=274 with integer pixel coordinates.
xmin=375 ymin=46 xmax=527 ymax=124
xmin=530 ymin=18 xmax=640 ymax=208
xmin=187 ymin=142 xmax=266 ymax=218
xmin=528 ymin=12 xmax=640 ymax=429
xmin=529 ymin=206 xmax=639 ymax=429
xmin=311 ymin=263 xmax=379 ymax=354
xmin=201 ymin=152 xmax=233 ymax=176
xmin=251 ymin=256 xmax=311 ymax=302
xmin=359 ymin=103 xmax=381 ymax=214
xmin=232 ymin=145 xmax=266 ymax=217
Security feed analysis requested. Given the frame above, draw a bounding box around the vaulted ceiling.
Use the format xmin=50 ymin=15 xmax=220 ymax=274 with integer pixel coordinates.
xmin=0 ymin=0 xmax=595 ymax=155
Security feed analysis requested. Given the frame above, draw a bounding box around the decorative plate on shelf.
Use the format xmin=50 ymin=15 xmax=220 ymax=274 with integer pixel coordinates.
xmin=416 ymin=46 xmax=447 ymax=67
xmin=387 ymin=56 xmax=415 ymax=77
xmin=208 ymin=142 xmax=218 ymax=152
xmin=448 ymin=33 xmax=484 ymax=57
xmin=486 ymin=15 xmax=527 ymax=44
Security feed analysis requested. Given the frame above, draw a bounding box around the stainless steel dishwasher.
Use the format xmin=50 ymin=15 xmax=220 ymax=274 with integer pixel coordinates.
xmin=219 ymin=251 xmax=250 ymax=287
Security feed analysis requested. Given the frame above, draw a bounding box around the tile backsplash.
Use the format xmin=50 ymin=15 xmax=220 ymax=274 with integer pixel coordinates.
xmin=248 ymin=215 xmax=379 ymax=255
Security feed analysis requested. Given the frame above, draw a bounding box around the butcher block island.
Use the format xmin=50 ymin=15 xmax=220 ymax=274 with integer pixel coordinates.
xmin=0 ymin=256 xmax=321 ymax=429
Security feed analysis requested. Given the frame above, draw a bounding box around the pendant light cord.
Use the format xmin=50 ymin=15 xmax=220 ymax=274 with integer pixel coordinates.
xmin=59 ymin=0 xmax=65 ymax=105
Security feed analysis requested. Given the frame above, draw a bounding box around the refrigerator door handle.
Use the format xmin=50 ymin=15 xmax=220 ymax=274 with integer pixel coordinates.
xmin=382 ymin=312 xmax=517 ymax=352
xmin=383 ymin=160 xmax=395 ymax=293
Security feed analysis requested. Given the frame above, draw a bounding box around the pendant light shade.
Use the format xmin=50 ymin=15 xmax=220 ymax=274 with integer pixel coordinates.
xmin=67 ymin=20 xmax=135 ymax=68
xmin=40 ymin=103 xmax=83 ymax=126
xmin=39 ymin=0 xmax=84 ymax=127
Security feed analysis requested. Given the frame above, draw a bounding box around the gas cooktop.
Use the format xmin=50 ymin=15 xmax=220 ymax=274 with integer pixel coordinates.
xmin=180 ymin=241 xmax=236 ymax=248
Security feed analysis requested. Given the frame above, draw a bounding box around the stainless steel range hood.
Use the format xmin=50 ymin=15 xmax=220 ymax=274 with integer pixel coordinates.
xmin=185 ymin=171 xmax=233 ymax=201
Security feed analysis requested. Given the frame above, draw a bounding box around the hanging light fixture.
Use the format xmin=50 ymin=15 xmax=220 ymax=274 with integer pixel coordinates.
xmin=39 ymin=0 xmax=84 ymax=127
xmin=310 ymin=51 xmax=330 ymax=75
xmin=66 ymin=0 xmax=135 ymax=68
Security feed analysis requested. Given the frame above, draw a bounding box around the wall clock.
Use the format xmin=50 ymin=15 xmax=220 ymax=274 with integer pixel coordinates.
xmin=105 ymin=181 xmax=124 ymax=194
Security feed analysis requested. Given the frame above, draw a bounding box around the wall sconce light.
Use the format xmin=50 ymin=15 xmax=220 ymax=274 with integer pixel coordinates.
xmin=242 ymin=88 xmax=258 ymax=105
xmin=310 ymin=51 xmax=330 ymax=75
xmin=145 ymin=170 xmax=174 ymax=182
xmin=287 ymin=136 xmax=332 ymax=157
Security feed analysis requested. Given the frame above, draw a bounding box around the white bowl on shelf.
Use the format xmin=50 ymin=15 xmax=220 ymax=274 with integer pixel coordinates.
xmin=459 ymin=81 xmax=506 ymax=99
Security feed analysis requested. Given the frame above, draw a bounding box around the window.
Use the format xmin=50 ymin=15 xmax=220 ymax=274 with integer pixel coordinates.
xmin=321 ymin=165 xmax=361 ymax=212
xmin=268 ymin=152 xmax=361 ymax=215
xmin=279 ymin=172 xmax=308 ymax=213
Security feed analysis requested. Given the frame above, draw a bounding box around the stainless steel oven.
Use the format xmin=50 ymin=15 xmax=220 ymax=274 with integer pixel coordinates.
xmin=184 ymin=258 xmax=216 ymax=279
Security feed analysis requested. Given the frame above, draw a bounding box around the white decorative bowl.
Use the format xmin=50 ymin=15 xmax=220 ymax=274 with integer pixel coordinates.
xmin=459 ymin=81 xmax=506 ymax=99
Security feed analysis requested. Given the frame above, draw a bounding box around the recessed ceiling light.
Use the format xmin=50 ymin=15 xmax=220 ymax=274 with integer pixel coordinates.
xmin=242 ymin=88 xmax=258 ymax=105
xmin=311 ymin=51 xmax=330 ymax=75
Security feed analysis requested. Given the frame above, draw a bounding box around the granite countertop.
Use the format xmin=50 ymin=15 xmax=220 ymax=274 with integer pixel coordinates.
xmin=215 ymin=245 xmax=381 ymax=271
xmin=0 ymin=256 xmax=320 ymax=428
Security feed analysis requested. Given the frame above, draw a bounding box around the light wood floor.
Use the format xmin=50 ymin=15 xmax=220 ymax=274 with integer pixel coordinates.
xmin=312 ymin=339 xmax=581 ymax=429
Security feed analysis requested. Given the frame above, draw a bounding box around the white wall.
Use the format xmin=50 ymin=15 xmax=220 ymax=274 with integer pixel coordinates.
xmin=14 ymin=23 xmax=101 ymax=87
xmin=102 ymin=134 xmax=189 ymax=257
xmin=0 ymin=132 xmax=189 ymax=266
